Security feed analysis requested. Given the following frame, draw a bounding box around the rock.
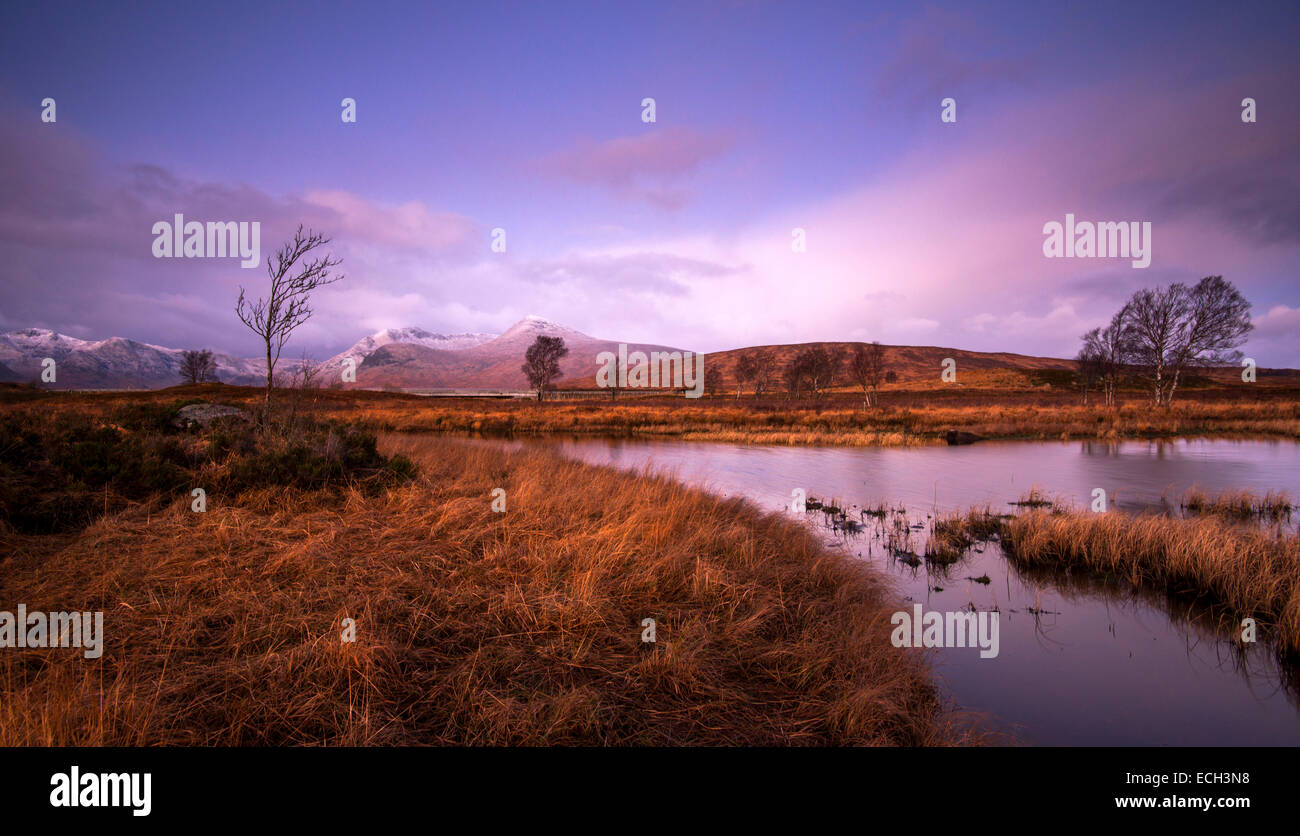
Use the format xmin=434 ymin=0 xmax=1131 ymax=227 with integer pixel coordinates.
xmin=945 ymin=430 xmax=982 ymax=446
xmin=171 ymin=403 xmax=252 ymax=429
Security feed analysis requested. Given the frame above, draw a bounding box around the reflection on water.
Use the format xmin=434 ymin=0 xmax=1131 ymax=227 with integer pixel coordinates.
xmin=533 ymin=436 xmax=1300 ymax=745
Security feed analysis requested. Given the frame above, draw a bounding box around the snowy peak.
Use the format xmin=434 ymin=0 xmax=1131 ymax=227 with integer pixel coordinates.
xmin=319 ymin=326 xmax=499 ymax=371
xmin=362 ymin=326 xmax=498 ymax=353
xmin=0 ymin=328 xmax=265 ymax=389
xmin=498 ymin=315 xmax=587 ymax=341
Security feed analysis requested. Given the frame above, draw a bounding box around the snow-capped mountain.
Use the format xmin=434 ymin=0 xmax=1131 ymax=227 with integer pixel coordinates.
xmin=0 ymin=329 xmax=265 ymax=389
xmin=349 ymin=316 xmax=687 ymax=389
xmin=315 ymin=326 xmax=497 ymax=378
xmin=0 ymin=317 xmax=688 ymax=390
xmin=496 ymin=315 xmax=585 ymax=342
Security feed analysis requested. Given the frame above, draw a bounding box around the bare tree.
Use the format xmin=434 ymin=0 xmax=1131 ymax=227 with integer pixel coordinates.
xmin=1079 ymin=306 xmax=1133 ymax=407
xmin=286 ymin=350 xmax=322 ymax=428
xmin=848 ymin=341 xmax=887 ymax=408
xmin=1126 ymin=284 xmax=1184 ymax=407
xmin=735 ymin=354 xmax=758 ymax=399
xmin=609 ymin=351 xmax=622 ymax=400
xmin=522 ymin=335 xmax=568 ymax=400
xmin=1165 ymin=276 xmax=1253 ymax=404
xmin=783 ymin=356 xmax=806 ymax=400
xmin=236 ymin=225 xmax=343 ymax=413
xmin=750 ymin=349 xmax=777 ymax=399
xmin=179 ymin=349 xmax=217 ymax=384
xmin=1126 ymin=276 xmax=1252 ymax=406
xmin=1075 ymin=344 xmax=1102 ymax=405
xmin=792 ymin=345 xmax=840 ymax=399
xmin=704 ymin=363 xmax=724 ymax=396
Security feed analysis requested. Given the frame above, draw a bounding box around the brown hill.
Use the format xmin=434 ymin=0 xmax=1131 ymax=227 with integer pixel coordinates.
xmin=563 ymin=340 xmax=1079 ymax=390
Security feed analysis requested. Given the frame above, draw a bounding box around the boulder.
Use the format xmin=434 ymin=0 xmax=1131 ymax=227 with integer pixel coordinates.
xmin=171 ymin=403 xmax=252 ymax=429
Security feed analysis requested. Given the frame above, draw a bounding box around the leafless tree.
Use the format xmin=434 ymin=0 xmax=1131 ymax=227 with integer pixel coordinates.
xmin=783 ymin=357 xmax=806 ymax=400
xmin=735 ymin=354 xmax=758 ymax=399
xmin=522 ymin=335 xmax=568 ymax=400
xmin=1165 ymin=276 xmax=1253 ymax=404
xmin=1079 ymin=306 xmax=1133 ymax=407
xmin=1075 ymin=344 xmax=1102 ymax=406
xmin=848 ymin=341 xmax=887 ymax=408
xmin=179 ymin=349 xmax=217 ymax=384
xmin=286 ymin=350 xmax=323 ymax=428
xmin=791 ymin=345 xmax=840 ymax=399
xmin=704 ymin=363 xmax=724 ymax=396
xmin=750 ymin=349 xmax=777 ymax=399
xmin=608 ymin=351 xmax=622 ymax=400
xmin=236 ymin=225 xmax=343 ymax=413
xmin=1125 ymin=276 xmax=1252 ymax=406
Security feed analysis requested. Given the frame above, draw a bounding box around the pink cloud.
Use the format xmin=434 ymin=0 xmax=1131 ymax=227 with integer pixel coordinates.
xmin=539 ymin=126 xmax=734 ymax=208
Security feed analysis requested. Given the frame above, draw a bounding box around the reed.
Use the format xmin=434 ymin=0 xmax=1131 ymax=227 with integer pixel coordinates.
xmin=1180 ymin=487 xmax=1292 ymax=520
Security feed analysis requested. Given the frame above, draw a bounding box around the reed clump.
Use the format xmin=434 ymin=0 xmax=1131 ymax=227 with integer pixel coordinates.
xmin=998 ymin=509 xmax=1300 ymax=654
xmin=1180 ymin=487 xmax=1292 ymax=520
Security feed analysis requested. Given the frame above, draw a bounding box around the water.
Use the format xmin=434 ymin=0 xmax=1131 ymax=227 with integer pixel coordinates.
xmin=531 ymin=436 xmax=1300 ymax=745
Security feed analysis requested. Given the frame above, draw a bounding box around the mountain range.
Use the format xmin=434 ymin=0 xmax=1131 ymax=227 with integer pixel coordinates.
xmin=0 ymin=330 xmax=266 ymax=390
xmin=0 ymin=318 xmax=688 ymax=390
xmin=17 ymin=315 xmax=1258 ymax=392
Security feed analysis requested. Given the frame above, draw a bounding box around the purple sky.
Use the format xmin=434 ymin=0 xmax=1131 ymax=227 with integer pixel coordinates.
xmin=2 ymin=0 xmax=1299 ymax=365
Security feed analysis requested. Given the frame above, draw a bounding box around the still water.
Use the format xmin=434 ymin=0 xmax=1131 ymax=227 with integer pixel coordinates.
xmin=534 ymin=436 xmax=1300 ymax=745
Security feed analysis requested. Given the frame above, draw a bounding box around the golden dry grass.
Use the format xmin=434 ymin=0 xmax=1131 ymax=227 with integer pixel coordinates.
xmin=0 ymin=433 xmax=977 ymax=746
xmin=1180 ymin=486 xmax=1293 ymax=519
xmin=7 ymin=383 xmax=1300 ymax=447
xmin=336 ymin=398 xmax=1300 ymax=447
xmin=999 ymin=509 xmax=1300 ymax=654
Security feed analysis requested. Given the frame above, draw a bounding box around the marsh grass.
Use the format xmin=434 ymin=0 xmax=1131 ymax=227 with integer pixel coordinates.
xmin=926 ymin=508 xmax=1000 ymax=564
xmin=1180 ymin=487 xmax=1293 ymax=520
xmin=997 ymin=508 xmax=1300 ymax=655
xmin=9 ymin=384 xmax=1300 ymax=447
xmin=0 ymin=415 xmax=981 ymax=745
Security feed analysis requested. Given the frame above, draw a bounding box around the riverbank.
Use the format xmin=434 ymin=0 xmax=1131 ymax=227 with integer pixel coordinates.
xmin=8 ymin=384 xmax=1300 ymax=448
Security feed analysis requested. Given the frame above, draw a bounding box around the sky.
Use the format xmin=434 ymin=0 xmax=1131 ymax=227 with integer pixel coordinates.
xmin=1 ymin=0 xmax=1298 ymax=365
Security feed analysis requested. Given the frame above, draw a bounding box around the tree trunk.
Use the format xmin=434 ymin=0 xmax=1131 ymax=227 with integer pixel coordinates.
xmin=1166 ymin=369 xmax=1182 ymax=407
xmin=264 ymin=341 xmax=273 ymax=415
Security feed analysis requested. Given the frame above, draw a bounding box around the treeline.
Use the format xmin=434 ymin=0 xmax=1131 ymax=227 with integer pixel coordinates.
xmin=728 ymin=343 xmax=896 ymax=406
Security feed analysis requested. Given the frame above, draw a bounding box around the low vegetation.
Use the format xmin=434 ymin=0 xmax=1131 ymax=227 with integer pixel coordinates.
xmin=0 ymin=399 xmax=413 ymax=534
xmin=1180 ymin=487 xmax=1292 ymax=520
xmin=8 ymin=383 xmax=1300 ymax=449
xmin=0 ymin=400 xmax=977 ymax=745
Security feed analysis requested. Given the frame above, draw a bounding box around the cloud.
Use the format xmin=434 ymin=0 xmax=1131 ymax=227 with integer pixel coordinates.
xmin=1253 ymin=304 xmax=1300 ymax=339
xmin=538 ymin=126 xmax=734 ymax=208
xmin=516 ymin=250 xmax=741 ymax=296
xmin=874 ymin=5 xmax=1037 ymax=102
xmin=0 ymin=114 xmax=478 ymax=355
